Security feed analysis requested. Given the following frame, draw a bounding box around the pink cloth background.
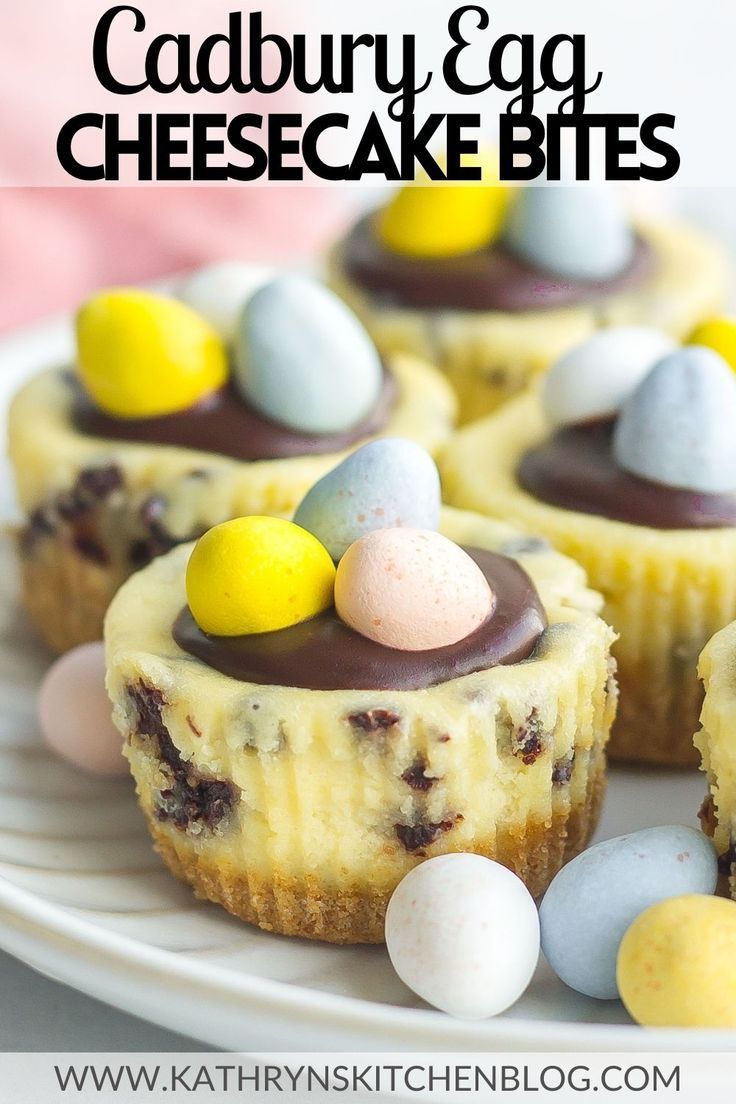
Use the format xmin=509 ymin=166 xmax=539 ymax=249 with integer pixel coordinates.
xmin=0 ymin=1 xmax=349 ymax=333
xmin=0 ymin=187 xmax=346 ymax=333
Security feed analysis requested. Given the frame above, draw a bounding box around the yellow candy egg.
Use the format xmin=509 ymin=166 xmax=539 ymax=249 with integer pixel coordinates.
xmin=185 ymin=516 xmax=336 ymax=637
xmin=617 ymin=895 xmax=736 ymax=1027
xmin=689 ymin=316 xmax=736 ymax=371
xmin=378 ymin=151 xmax=509 ymax=258
xmin=77 ymin=289 xmax=228 ymax=419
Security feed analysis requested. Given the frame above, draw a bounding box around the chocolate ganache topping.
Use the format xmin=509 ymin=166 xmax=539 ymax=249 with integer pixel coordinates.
xmin=173 ymin=548 xmax=546 ymax=691
xmin=518 ymin=420 xmax=736 ymax=529
xmin=341 ymin=214 xmax=655 ymax=313
xmin=72 ymin=370 xmax=397 ymax=462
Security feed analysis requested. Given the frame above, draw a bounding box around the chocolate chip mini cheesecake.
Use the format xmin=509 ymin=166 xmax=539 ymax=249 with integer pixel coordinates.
xmin=442 ymin=330 xmax=736 ymax=767
xmin=105 ymin=441 xmax=616 ymax=943
xmin=695 ymin=621 xmax=736 ymax=897
xmin=329 ymin=177 xmax=728 ymax=423
xmin=9 ymin=274 xmax=455 ymax=653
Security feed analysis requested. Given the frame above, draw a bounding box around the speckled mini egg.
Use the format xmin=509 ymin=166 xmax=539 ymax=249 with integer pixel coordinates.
xmin=178 ymin=261 xmax=273 ymax=344
xmin=540 ymin=826 xmax=717 ymax=1000
xmin=38 ymin=643 xmax=126 ymax=777
xmin=235 ymin=276 xmax=383 ymax=434
xmin=378 ymin=150 xmax=510 ymax=258
xmin=385 ymin=854 xmax=540 ymax=1019
xmin=617 ymin=895 xmax=736 ymax=1027
xmin=504 ymin=185 xmax=634 ymax=281
xmin=541 ymin=327 xmax=676 ymax=428
xmin=334 ymin=528 xmax=494 ymax=651
xmin=77 ymin=289 xmax=228 ymax=419
xmin=688 ymin=316 xmax=736 ymax=372
xmin=186 ymin=516 xmax=336 ymax=637
xmin=293 ymin=438 xmax=441 ymax=561
xmin=613 ymin=345 xmax=736 ymax=493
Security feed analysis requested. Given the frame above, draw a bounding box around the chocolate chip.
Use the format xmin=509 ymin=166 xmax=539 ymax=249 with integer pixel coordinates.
xmin=395 ymin=815 xmax=460 ymax=853
xmin=718 ymin=841 xmax=736 ymax=876
xmin=514 ymin=707 xmax=544 ymax=765
xmin=401 ymin=756 xmax=434 ymax=792
xmin=552 ymin=756 xmax=574 ymax=785
xmin=127 ymin=681 xmax=169 ymax=740
xmin=139 ymin=495 xmax=167 ymax=527
xmin=55 ymin=489 xmax=89 ymax=522
xmin=77 ymin=465 xmax=124 ymax=499
xmin=21 ymin=507 xmax=56 ymax=551
xmin=699 ymin=793 xmax=717 ymax=836
xmin=485 ymin=367 xmax=509 ymax=388
xmin=73 ymin=534 xmax=109 ymax=565
xmin=129 ymin=540 xmax=152 ymax=569
xmin=155 ymin=777 xmax=235 ymax=832
xmin=127 ymin=681 xmax=237 ymax=832
xmin=348 ymin=709 xmax=401 ymax=733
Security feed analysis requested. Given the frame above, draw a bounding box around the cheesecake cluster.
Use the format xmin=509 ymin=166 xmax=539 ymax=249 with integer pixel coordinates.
xmin=185 ymin=439 xmax=495 ymax=653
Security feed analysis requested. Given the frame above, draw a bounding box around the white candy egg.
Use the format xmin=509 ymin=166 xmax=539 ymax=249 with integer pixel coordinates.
xmin=385 ymin=854 xmax=540 ymax=1019
xmin=38 ymin=643 xmax=127 ymax=777
xmin=178 ymin=261 xmax=273 ymax=344
xmin=542 ymin=327 xmax=677 ymax=428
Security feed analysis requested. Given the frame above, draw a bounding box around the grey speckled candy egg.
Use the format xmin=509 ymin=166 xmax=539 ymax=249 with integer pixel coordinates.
xmin=504 ymin=185 xmax=634 ymax=281
xmin=539 ymin=825 xmax=718 ymax=1000
xmin=235 ymin=275 xmax=383 ymax=435
xmin=293 ymin=438 xmax=441 ymax=560
xmin=613 ymin=346 xmax=736 ymax=493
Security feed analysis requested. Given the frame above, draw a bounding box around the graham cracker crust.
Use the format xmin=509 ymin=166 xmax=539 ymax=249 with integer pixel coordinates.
xmin=146 ymin=758 xmax=606 ymax=944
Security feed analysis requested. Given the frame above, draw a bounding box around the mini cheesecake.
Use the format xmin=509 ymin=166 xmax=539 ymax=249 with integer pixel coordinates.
xmin=442 ymin=341 xmax=736 ymax=767
xmin=696 ymin=621 xmax=736 ymax=897
xmin=105 ymin=506 xmax=616 ymax=943
xmin=9 ymin=283 xmax=455 ymax=654
xmin=329 ymin=193 xmax=728 ymax=424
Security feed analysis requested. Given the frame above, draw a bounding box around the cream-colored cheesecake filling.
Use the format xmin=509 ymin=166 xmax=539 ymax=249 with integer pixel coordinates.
xmin=106 ymin=507 xmax=615 ymax=895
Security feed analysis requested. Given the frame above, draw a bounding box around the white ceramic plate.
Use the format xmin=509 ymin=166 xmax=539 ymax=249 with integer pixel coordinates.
xmin=0 ymin=318 xmax=730 ymax=1053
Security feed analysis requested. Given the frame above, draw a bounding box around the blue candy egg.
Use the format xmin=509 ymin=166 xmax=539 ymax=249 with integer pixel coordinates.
xmin=504 ymin=185 xmax=634 ymax=281
xmin=294 ymin=438 xmax=441 ymax=560
xmin=235 ymin=275 xmax=383 ymax=435
xmin=613 ymin=346 xmax=736 ymax=493
xmin=539 ymin=825 xmax=718 ymax=1000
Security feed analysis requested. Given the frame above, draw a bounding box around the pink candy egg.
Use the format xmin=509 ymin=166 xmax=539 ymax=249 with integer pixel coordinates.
xmin=38 ymin=643 xmax=127 ymax=777
xmin=335 ymin=528 xmax=495 ymax=651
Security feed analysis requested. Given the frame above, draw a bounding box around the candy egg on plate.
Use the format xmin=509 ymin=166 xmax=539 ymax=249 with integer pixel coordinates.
xmin=539 ymin=825 xmax=717 ymax=999
xmin=617 ymin=895 xmax=736 ymax=1027
xmin=385 ymin=854 xmax=540 ymax=1019
xmin=334 ymin=528 xmax=494 ymax=651
xmin=38 ymin=642 xmax=127 ymax=777
xmin=235 ymin=275 xmax=383 ymax=434
xmin=293 ymin=438 xmax=441 ymax=560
